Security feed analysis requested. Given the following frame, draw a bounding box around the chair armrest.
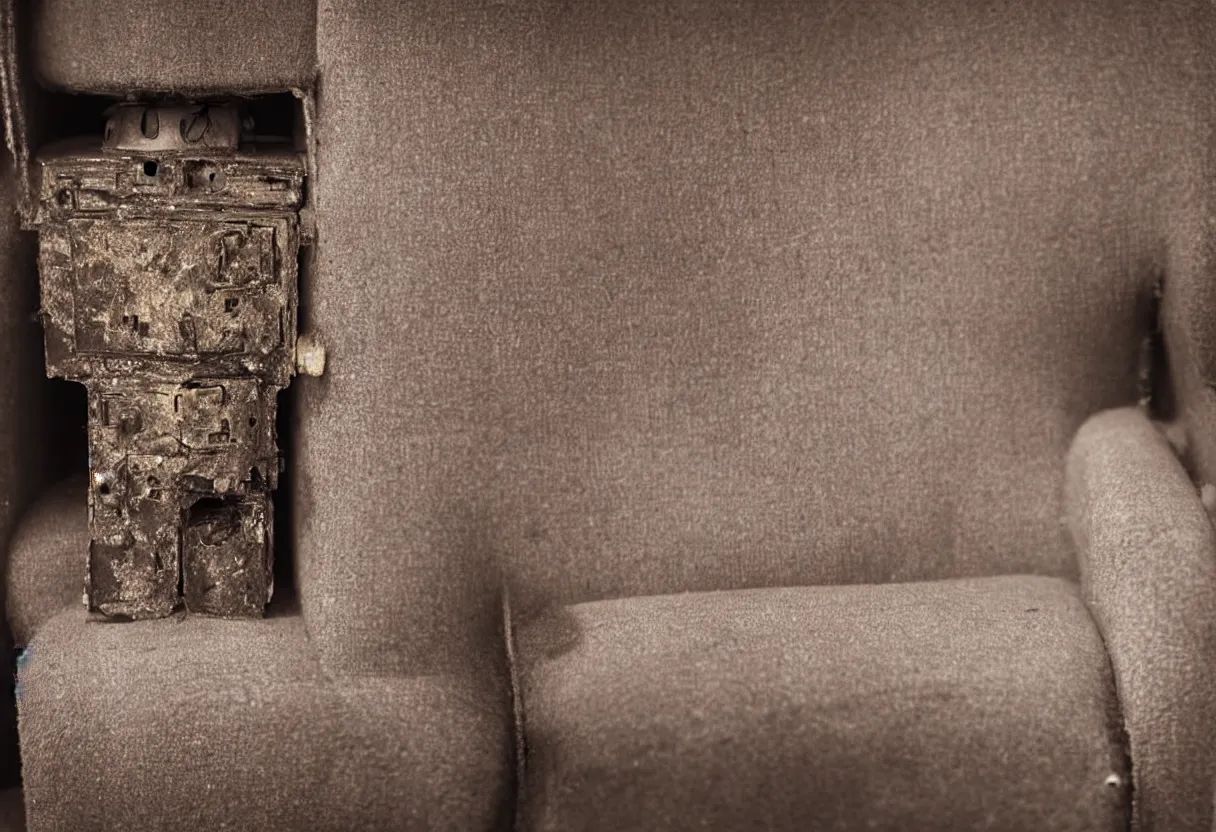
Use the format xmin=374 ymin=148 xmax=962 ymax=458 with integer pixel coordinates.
xmin=5 ymin=476 xmax=86 ymax=648
xmin=1065 ymin=406 xmax=1216 ymax=831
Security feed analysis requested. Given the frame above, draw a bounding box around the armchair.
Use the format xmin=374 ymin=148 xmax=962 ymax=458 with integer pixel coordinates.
xmin=4 ymin=0 xmax=1216 ymax=830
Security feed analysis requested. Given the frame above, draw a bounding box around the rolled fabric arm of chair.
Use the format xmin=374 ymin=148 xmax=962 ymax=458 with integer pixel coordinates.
xmin=5 ymin=475 xmax=86 ymax=648
xmin=1064 ymin=406 xmax=1216 ymax=832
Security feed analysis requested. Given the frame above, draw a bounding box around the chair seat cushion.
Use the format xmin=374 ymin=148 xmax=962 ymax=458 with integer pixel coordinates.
xmin=18 ymin=610 xmax=513 ymax=831
xmin=515 ymin=574 xmax=1129 ymax=831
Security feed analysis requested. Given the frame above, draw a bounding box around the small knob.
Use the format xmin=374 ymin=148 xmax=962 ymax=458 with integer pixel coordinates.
xmin=296 ymin=334 xmax=326 ymax=377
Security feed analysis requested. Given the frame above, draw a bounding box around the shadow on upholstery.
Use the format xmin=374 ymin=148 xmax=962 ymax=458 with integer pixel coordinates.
xmin=0 ymin=789 xmax=22 ymax=832
xmin=0 ymin=65 xmax=49 ymax=813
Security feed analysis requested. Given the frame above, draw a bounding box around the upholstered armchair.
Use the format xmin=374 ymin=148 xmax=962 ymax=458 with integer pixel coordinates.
xmin=2 ymin=0 xmax=1215 ymax=830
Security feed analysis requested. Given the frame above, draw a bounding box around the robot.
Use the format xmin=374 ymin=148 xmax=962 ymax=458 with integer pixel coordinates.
xmin=33 ymin=101 xmax=316 ymax=618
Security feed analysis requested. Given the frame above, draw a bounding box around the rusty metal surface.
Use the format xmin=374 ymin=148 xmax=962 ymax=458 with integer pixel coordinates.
xmin=35 ymin=109 xmax=305 ymax=619
xmin=38 ymin=139 xmax=303 ymax=223
xmin=102 ymin=103 xmax=242 ymax=155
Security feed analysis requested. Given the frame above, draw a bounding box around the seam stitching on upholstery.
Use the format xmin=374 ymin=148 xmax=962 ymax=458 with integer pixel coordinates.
xmin=0 ymin=0 xmax=28 ymax=220
xmin=502 ymin=581 xmax=526 ymax=832
xmin=1084 ymin=603 xmax=1135 ymax=832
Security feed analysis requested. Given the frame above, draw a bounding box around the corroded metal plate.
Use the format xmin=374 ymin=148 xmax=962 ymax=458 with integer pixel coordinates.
xmin=35 ymin=120 xmax=305 ymax=620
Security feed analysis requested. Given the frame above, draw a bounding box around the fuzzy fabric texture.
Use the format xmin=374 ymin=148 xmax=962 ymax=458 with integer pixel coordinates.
xmin=28 ymin=0 xmax=316 ymax=94
xmin=303 ymin=0 xmax=1187 ymax=627
xmin=5 ymin=475 xmax=84 ymax=648
xmin=12 ymin=0 xmax=1216 ymax=830
xmin=18 ymin=606 xmax=512 ymax=831
xmin=1065 ymin=408 xmax=1216 ymax=831
xmin=516 ymin=576 xmax=1130 ymax=831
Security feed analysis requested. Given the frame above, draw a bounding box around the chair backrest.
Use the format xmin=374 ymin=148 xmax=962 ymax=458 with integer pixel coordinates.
xmin=295 ymin=0 xmax=1216 ymax=647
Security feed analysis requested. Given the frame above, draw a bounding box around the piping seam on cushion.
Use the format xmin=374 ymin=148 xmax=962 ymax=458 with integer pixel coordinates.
xmin=502 ymin=581 xmax=527 ymax=832
xmin=0 ymin=0 xmax=29 ymax=221
xmin=1081 ymin=601 xmax=1136 ymax=832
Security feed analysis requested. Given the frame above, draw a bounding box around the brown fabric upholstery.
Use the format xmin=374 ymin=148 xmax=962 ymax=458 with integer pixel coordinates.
xmin=516 ymin=576 xmax=1129 ymax=831
xmin=20 ymin=605 xmax=512 ymax=832
xmin=14 ymin=485 xmax=515 ymax=831
xmin=29 ymin=0 xmax=316 ymax=94
xmin=1160 ymin=1 xmax=1216 ymax=496
xmin=308 ymin=0 xmax=1197 ymax=627
xmin=5 ymin=475 xmax=83 ymax=647
xmin=1066 ymin=407 xmax=1216 ymax=831
xmin=11 ymin=0 xmax=1216 ymax=829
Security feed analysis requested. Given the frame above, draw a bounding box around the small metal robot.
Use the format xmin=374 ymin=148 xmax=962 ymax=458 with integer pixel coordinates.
xmin=34 ymin=101 xmax=313 ymax=619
